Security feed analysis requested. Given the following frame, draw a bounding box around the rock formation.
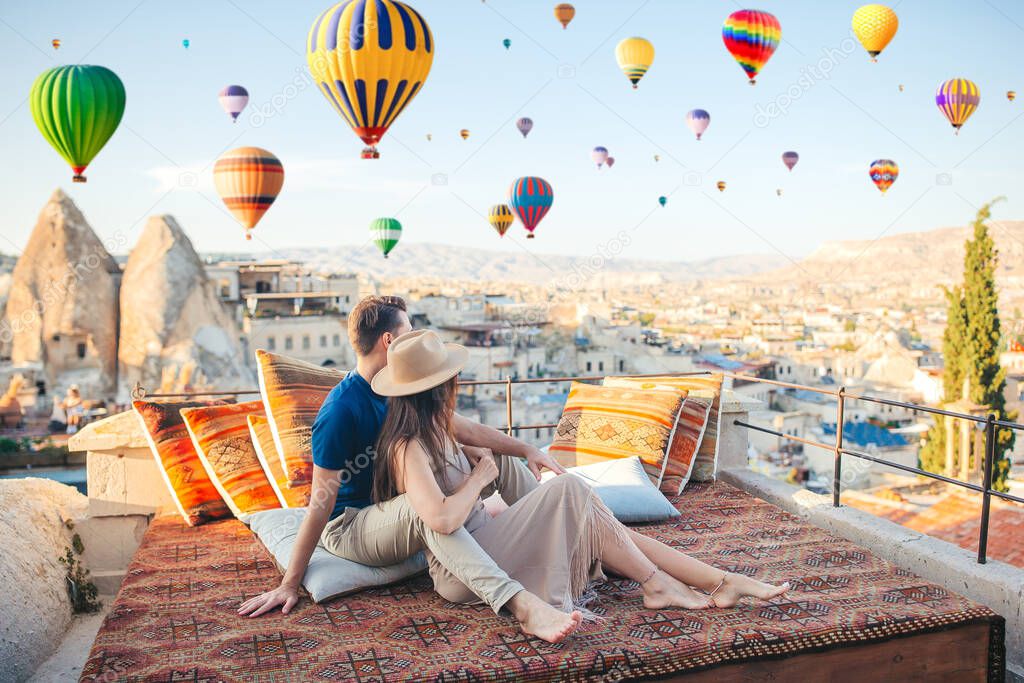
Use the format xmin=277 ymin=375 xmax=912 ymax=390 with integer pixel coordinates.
xmin=3 ymin=189 xmax=120 ymax=396
xmin=118 ymin=215 xmax=252 ymax=397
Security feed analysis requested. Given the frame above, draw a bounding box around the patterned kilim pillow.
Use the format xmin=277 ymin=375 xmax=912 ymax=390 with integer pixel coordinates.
xmin=248 ymin=414 xmax=309 ymax=508
xmin=180 ymin=401 xmax=285 ymax=516
xmin=133 ymin=400 xmax=232 ymax=526
xmin=255 ymin=350 xmax=345 ymax=490
xmin=549 ymin=382 xmax=685 ymax=488
xmin=604 ymin=374 xmax=724 ymax=481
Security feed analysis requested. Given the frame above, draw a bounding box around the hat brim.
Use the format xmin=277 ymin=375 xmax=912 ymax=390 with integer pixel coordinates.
xmin=371 ymin=344 xmax=470 ymax=397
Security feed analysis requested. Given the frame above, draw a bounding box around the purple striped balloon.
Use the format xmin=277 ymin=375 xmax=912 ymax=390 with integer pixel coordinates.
xmin=218 ymin=85 xmax=249 ymax=123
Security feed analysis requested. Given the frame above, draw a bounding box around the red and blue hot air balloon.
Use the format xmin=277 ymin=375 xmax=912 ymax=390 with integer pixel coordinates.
xmin=508 ymin=176 xmax=553 ymax=239
xmin=218 ymin=85 xmax=249 ymax=123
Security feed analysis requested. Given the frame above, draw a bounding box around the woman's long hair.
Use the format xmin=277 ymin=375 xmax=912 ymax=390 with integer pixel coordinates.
xmin=373 ymin=376 xmax=458 ymax=503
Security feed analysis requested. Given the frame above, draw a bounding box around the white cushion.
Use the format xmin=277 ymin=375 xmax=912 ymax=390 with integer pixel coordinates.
xmin=543 ymin=456 xmax=681 ymax=523
xmin=245 ymin=507 xmax=427 ymax=603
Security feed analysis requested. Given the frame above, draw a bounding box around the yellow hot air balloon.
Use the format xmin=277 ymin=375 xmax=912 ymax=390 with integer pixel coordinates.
xmin=307 ymin=1 xmax=434 ymax=157
xmin=51 ymin=38 xmax=61 ymax=50
xmin=852 ymin=5 xmax=898 ymax=62
xmin=1009 ymin=91 xmax=1017 ymax=102
xmin=460 ymin=128 xmax=470 ymax=140
xmin=554 ymin=3 xmax=575 ymax=29
xmin=615 ymin=37 xmax=654 ymax=90
xmin=717 ymin=181 xmax=727 ymax=192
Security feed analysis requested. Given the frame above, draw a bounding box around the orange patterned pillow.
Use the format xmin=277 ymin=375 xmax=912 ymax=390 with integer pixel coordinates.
xmin=248 ymin=414 xmax=309 ymax=508
xmin=256 ymin=350 xmax=345 ymax=489
xmin=604 ymin=375 xmax=723 ymax=481
xmin=180 ymin=401 xmax=285 ymax=516
xmin=133 ymin=400 xmax=232 ymax=526
xmin=549 ymin=382 xmax=685 ymax=488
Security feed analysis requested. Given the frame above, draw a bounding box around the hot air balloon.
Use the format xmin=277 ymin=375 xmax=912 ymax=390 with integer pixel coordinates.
xmin=898 ymin=84 xmax=904 ymax=92
xmin=426 ymin=133 xmax=432 ymax=141
xmin=29 ymin=65 xmax=126 ymax=183
xmin=51 ymin=39 xmax=60 ymax=49
xmin=606 ymin=157 xmax=616 ymax=168
xmin=370 ymin=218 xmax=402 ymax=258
xmin=717 ymin=181 xmax=727 ymax=192
xmin=658 ymin=196 xmax=667 ymax=207
xmin=508 ymin=176 xmax=553 ymax=239
xmin=615 ymin=37 xmax=654 ymax=89
xmin=782 ymin=151 xmax=799 ymax=171
xmin=722 ymin=10 xmax=780 ymax=85
xmin=935 ymin=78 xmax=980 ymax=134
xmin=218 ymin=85 xmax=249 ymax=123
xmin=488 ymin=204 xmax=514 ymax=237
xmin=1007 ymin=91 xmax=1016 ymax=102
xmin=213 ymin=147 xmax=284 ymax=240
xmin=852 ymin=5 xmax=898 ymax=62
xmin=869 ymin=159 xmax=898 ymax=194
xmin=516 ymin=117 xmax=534 ymax=138
xmin=686 ymin=109 xmax=710 ymax=140
xmin=182 ymin=39 xmax=190 ymax=49
xmin=460 ymin=129 xmax=471 ymax=140
xmin=554 ymin=3 xmax=575 ymax=29
xmin=776 ymin=188 xmax=783 ymax=197
xmin=653 ymin=154 xmax=660 ymax=162
xmin=592 ymin=146 xmax=609 ymax=168
xmin=503 ymin=38 xmax=511 ymax=50
xmin=307 ymin=0 xmax=434 ymax=157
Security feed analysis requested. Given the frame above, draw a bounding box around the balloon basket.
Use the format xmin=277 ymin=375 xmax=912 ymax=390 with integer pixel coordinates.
xmin=245 ymin=230 xmax=253 ymax=241
xmin=749 ymin=79 xmax=756 ymax=86
xmin=526 ymin=234 xmax=535 ymax=239
xmin=72 ymin=175 xmax=86 ymax=183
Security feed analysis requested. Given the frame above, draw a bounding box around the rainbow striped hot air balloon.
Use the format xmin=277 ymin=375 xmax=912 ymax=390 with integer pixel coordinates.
xmin=686 ymin=109 xmax=710 ymax=140
xmin=936 ymin=78 xmax=980 ymax=134
xmin=370 ymin=217 xmax=402 ymax=258
xmin=307 ymin=0 xmax=434 ymax=157
xmin=29 ymin=65 xmax=126 ymax=182
xmin=722 ymin=9 xmax=780 ymax=85
xmin=213 ymin=147 xmax=284 ymax=240
xmin=488 ymin=204 xmax=514 ymax=237
xmin=852 ymin=5 xmax=898 ymax=62
xmin=615 ymin=37 xmax=654 ymax=89
xmin=508 ymin=176 xmax=553 ymax=239
xmin=869 ymin=159 xmax=898 ymax=194
xmin=218 ymin=85 xmax=249 ymax=123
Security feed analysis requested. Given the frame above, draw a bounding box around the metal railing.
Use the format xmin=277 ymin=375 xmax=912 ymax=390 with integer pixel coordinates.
xmin=132 ymin=369 xmax=1024 ymax=564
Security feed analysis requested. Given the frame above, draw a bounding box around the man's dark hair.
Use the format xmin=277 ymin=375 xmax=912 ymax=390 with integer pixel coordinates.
xmin=348 ymin=295 xmax=408 ymax=356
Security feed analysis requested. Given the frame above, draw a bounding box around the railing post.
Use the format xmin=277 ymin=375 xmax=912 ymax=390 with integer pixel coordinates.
xmin=505 ymin=376 xmax=513 ymax=436
xmin=978 ymin=413 xmax=996 ymax=564
xmin=832 ymin=387 xmax=846 ymax=507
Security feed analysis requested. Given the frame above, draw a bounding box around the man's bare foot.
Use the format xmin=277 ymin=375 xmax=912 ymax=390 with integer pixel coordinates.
xmin=508 ymin=591 xmax=583 ymax=643
xmin=709 ymin=572 xmax=790 ymax=608
xmin=641 ymin=570 xmax=714 ymax=610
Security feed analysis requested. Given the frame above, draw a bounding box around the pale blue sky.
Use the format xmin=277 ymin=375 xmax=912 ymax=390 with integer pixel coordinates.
xmin=0 ymin=0 xmax=1022 ymax=267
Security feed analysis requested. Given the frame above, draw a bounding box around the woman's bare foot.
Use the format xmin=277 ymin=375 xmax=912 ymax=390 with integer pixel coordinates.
xmin=709 ymin=572 xmax=790 ymax=608
xmin=507 ymin=591 xmax=583 ymax=643
xmin=641 ymin=570 xmax=714 ymax=610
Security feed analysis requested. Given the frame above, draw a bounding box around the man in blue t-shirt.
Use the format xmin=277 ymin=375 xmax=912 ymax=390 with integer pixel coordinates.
xmin=240 ymin=296 xmax=580 ymax=643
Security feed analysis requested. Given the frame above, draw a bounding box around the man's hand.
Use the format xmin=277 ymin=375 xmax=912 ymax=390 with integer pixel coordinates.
xmin=238 ymin=583 xmax=300 ymax=617
xmin=523 ymin=444 xmax=566 ymax=480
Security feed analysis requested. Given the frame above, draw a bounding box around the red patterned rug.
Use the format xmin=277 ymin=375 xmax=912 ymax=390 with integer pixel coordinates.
xmin=80 ymin=482 xmax=1004 ymax=682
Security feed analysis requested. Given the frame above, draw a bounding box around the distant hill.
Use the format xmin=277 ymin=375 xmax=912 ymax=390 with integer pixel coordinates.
xmin=752 ymin=221 xmax=1024 ymax=290
xmin=248 ymin=243 xmax=788 ymax=285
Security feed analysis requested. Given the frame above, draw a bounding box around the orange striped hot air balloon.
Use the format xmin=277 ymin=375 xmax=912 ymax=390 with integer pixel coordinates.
xmin=554 ymin=3 xmax=575 ymax=29
xmin=213 ymin=147 xmax=284 ymax=240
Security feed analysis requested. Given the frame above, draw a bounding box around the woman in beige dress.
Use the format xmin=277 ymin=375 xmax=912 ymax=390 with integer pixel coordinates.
xmin=372 ymin=331 xmax=789 ymax=642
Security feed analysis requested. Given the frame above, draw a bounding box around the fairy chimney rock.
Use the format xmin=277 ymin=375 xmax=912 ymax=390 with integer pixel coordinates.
xmin=118 ymin=215 xmax=251 ymax=396
xmin=3 ymin=189 xmax=120 ymax=396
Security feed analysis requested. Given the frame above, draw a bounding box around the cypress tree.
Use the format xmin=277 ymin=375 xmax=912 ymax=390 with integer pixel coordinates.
xmin=919 ymin=286 xmax=967 ymax=475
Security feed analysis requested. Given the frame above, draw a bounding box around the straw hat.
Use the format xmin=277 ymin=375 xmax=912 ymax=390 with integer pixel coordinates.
xmin=371 ymin=330 xmax=469 ymax=397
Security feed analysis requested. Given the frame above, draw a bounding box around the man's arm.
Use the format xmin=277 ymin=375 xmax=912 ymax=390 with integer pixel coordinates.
xmin=452 ymin=412 xmax=566 ymax=480
xmin=238 ymin=465 xmax=340 ymax=617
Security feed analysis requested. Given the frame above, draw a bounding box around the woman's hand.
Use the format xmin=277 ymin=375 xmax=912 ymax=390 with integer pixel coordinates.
xmin=469 ymin=450 xmax=499 ymax=489
xmin=238 ymin=583 xmax=300 ymax=617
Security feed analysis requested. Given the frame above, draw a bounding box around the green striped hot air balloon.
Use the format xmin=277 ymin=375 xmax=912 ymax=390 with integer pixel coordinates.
xmin=370 ymin=217 xmax=402 ymax=258
xmin=30 ymin=65 xmax=126 ymax=182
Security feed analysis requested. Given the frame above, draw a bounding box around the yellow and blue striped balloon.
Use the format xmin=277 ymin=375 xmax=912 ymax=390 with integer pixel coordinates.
xmin=307 ymin=1 xmax=434 ymax=154
xmin=935 ymin=78 xmax=980 ymax=134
